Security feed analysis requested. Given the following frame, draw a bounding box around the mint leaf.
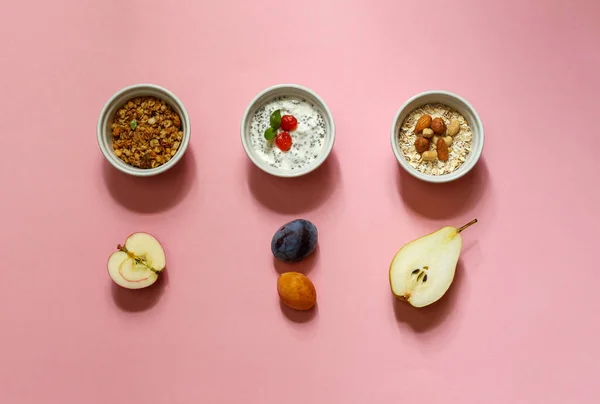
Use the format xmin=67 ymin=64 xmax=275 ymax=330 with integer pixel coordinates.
xmin=270 ymin=109 xmax=281 ymax=129
xmin=264 ymin=127 xmax=277 ymax=140
xmin=130 ymin=119 xmax=138 ymax=130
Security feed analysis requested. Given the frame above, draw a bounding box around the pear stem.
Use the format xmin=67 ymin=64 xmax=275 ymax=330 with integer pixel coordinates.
xmin=457 ymin=219 xmax=478 ymax=233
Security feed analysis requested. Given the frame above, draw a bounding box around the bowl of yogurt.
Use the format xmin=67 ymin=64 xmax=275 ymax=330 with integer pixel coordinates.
xmin=241 ymin=84 xmax=335 ymax=177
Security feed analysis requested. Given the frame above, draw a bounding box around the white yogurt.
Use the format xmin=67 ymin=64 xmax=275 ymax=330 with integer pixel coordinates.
xmin=249 ymin=96 xmax=327 ymax=172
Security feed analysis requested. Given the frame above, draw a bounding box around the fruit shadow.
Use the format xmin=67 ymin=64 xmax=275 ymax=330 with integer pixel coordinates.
xmin=392 ymin=260 xmax=464 ymax=333
xmin=396 ymin=158 xmax=489 ymax=219
xmin=272 ymin=245 xmax=319 ymax=275
xmin=111 ymin=269 xmax=168 ymax=312
xmin=102 ymin=149 xmax=196 ymax=214
xmin=247 ymin=151 xmax=340 ymax=214
xmin=279 ymin=300 xmax=318 ymax=323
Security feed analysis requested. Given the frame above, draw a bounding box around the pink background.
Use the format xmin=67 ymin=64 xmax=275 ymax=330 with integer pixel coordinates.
xmin=1 ymin=0 xmax=599 ymax=402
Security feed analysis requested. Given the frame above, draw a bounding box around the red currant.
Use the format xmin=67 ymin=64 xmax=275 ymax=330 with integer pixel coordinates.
xmin=275 ymin=131 xmax=292 ymax=152
xmin=280 ymin=115 xmax=298 ymax=131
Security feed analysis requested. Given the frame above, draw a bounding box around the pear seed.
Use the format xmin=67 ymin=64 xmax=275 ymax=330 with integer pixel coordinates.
xmin=412 ymin=269 xmax=420 ymax=274
xmin=423 ymin=274 xmax=428 ymax=283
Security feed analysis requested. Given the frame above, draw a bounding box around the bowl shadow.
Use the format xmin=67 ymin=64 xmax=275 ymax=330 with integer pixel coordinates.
xmin=397 ymin=158 xmax=489 ymax=219
xmin=279 ymin=300 xmax=318 ymax=323
xmin=111 ymin=269 xmax=169 ymax=312
xmin=392 ymin=259 xmax=464 ymax=333
xmin=272 ymin=245 xmax=319 ymax=275
xmin=102 ymin=149 xmax=196 ymax=213
xmin=247 ymin=152 xmax=340 ymax=214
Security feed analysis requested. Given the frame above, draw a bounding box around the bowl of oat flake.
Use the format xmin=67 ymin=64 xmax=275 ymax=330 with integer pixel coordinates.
xmin=391 ymin=90 xmax=484 ymax=183
xmin=97 ymin=83 xmax=191 ymax=176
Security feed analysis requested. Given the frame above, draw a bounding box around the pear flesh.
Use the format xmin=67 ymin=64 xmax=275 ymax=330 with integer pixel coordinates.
xmin=107 ymin=233 xmax=166 ymax=289
xmin=389 ymin=220 xmax=476 ymax=307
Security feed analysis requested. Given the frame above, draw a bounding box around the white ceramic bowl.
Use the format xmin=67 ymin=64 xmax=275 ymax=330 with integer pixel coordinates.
xmin=97 ymin=83 xmax=191 ymax=177
xmin=390 ymin=90 xmax=484 ymax=183
xmin=241 ymin=84 xmax=335 ymax=178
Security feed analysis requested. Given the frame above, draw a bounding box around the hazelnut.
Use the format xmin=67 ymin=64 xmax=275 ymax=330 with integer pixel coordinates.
xmin=414 ymin=137 xmax=430 ymax=153
xmin=431 ymin=118 xmax=447 ymax=135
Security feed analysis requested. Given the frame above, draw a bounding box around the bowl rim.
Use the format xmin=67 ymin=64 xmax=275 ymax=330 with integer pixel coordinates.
xmin=390 ymin=89 xmax=484 ymax=184
xmin=97 ymin=83 xmax=191 ymax=177
xmin=240 ymin=83 xmax=336 ymax=178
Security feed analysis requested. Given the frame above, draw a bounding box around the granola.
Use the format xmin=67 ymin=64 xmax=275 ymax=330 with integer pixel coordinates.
xmin=399 ymin=103 xmax=472 ymax=175
xmin=111 ymin=96 xmax=183 ymax=169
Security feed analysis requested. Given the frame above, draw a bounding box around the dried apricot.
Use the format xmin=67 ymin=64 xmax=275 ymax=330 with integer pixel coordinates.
xmin=277 ymin=272 xmax=316 ymax=311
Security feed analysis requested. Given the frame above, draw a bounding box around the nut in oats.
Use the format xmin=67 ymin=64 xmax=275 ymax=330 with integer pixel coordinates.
xmin=415 ymin=114 xmax=432 ymax=133
xmin=414 ymin=137 xmax=430 ymax=153
xmin=422 ymin=128 xmax=434 ymax=139
xmin=422 ymin=150 xmax=438 ymax=161
xmin=431 ymin=118 xmax=447 ymax=135
xmin=436 ymin=138 xmax=449 ymax=161
xmin=447 ymin=119 xmax=460 ymax=137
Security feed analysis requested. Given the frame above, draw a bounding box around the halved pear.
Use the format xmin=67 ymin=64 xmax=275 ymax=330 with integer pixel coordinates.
xmin=389 ymin=219 xmax=477 ymax=307
xmin=107 ymin=233 xmax=166 ymax=289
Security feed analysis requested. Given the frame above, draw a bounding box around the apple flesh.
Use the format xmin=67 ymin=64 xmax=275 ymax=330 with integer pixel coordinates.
xmin=107 ymin=233 xmax=166 ymax=289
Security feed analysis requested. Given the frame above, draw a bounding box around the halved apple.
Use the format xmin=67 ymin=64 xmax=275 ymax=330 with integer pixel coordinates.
xmin=107 ymin=233 xmax=166 ymax=289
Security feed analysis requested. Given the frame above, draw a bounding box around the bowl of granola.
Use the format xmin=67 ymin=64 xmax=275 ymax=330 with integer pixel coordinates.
xmin=97 ymin=83 xmax=191 ymax=176
xmin=391 ymin=90 xmax=484 ymax=183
